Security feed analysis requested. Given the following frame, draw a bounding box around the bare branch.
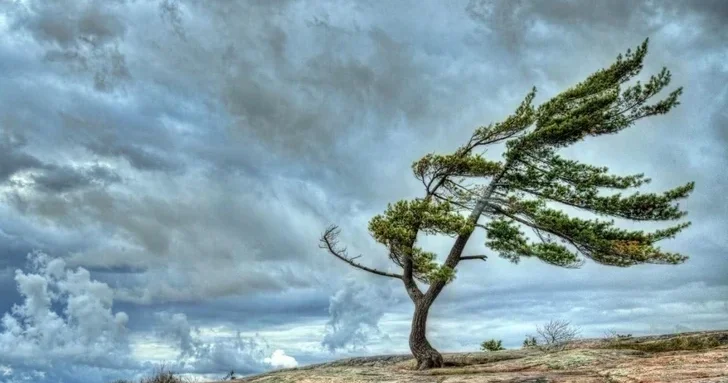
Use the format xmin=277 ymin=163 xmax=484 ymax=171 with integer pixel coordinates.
xmin=531 ymin=227 xmax=549 ymax=244
xmin=432 ymin=193 xmax=475 ymax=211
xmin=319 ymin=225 xmax=403 ymax=280
xmin=460 ymin=255 xmax=488 ymax=261
xmin=535 ymin=319 xmax=581 ymax=352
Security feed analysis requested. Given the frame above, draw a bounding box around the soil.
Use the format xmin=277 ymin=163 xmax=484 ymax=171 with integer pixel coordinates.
xmin=216 ymin=330 xmax=728 ymax=383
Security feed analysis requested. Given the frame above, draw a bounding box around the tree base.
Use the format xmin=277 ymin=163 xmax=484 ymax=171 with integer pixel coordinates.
xmin=414 ymin=349 xmax=444 ymax=370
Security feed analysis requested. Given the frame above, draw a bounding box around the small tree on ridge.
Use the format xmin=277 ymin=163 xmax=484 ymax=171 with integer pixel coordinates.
xmin=319 ymin=39 xmax=693 ymax=370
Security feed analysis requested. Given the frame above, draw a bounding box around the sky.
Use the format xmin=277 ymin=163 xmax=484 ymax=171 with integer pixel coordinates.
xmin=0 ymin=0 xmax=726 ymax=382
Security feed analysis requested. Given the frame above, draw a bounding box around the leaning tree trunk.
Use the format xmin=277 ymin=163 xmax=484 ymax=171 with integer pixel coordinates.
xmin=409 ymin=300 xmax=444 ymax=370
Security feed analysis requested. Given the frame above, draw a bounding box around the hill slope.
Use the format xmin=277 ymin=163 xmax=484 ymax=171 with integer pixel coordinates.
xmin=222 ymin=330 xmax=728 ymax=383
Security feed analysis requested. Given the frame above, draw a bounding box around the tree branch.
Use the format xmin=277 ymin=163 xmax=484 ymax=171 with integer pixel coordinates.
xmin=487 ymin=203 xmax=591 ymax=264
xmin=319 ymin=225 xmax=403 ymax=280
xmin=424 ymin=166 xmax=512 ymax=303
xmin=512 ymin=185 xmax=661 ymax=222
xmin=460 ymin=255 xmax=488 ymax=261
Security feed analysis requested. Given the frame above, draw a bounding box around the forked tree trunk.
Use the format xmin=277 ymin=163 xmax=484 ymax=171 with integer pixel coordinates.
xmin=409 ymin=300 xmax=443 ymax=370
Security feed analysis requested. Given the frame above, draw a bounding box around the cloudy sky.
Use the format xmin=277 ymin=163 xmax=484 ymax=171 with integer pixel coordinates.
xmin=0 ymin=0 xmax=726 ymax=382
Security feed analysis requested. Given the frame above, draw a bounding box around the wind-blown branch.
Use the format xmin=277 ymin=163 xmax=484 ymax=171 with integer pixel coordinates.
xmin=319 ymin=225 xmax=403 ymax=279
xmin=460 ymin=255 xmax=488 ymax=261
xmin=423 ymin=166 xmax=514 ymax=303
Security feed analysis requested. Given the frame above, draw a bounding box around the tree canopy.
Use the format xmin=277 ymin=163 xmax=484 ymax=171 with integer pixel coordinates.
xmin=319 ymin=38 xmax=693 ymax=370
xmin=322 ymin=38 xmax=692 ymax=290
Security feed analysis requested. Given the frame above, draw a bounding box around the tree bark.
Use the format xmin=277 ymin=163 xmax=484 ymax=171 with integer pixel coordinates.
xmin=407 ymin=163 xmax=512 ymax=370
xmin=409 ymin=299 xmax=443 ymax=370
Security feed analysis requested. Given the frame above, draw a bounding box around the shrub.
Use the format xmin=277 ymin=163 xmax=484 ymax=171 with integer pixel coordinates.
xmin=608 ymin=335 xmax=720 ymax=353
xmin=140 ymin=369 xmax=187 ymax=383
xmin=535 ymin=319 xmax=581 ymax=352
xmin=108 ymin=366 xmax=189 ymax=383
xmin=522 ymin=335 xmax=538 ymax=348
xmin=480 ymin=339 xmax=505 ymax=352
xmin=603 ymin=329 xmax=632 ymax=340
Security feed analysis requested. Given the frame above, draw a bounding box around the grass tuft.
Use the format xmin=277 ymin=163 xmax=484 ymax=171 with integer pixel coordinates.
xmin=605 ymin=334 xmax=722 ymax=353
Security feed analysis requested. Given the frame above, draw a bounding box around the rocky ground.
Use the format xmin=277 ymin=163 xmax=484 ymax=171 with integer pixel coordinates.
xmin=219 ymin=330 xmax=728 ymax=383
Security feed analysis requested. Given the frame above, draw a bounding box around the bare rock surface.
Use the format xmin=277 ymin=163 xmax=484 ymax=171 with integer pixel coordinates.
xmin=215 ymin=330 xmax=728 ymax=383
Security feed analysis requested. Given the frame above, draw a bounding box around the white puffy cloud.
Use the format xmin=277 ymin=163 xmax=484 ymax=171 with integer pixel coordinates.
xmin=154 ymin=311 xmax=299 ymax=375
xmin=264 ymin=349 xmax=298 ymax=369
xmin=0 ymin=251 xmax=138 ymax=382
xmin=0 ymin=252 xmax=302 ymax=382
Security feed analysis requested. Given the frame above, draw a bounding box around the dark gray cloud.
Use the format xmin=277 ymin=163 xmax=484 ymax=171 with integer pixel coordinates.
xmin=0 ymin=130 xmax=45 ymax=182
xmin=0 ymin=130 xmax=122 ymax=194
xmin=0 ymin=0 xmax=726 ymax=381
xmin=31 ymin=163 xmax=121 ymax=192
xmin=6 ymin=0 xmax=131 ymax=92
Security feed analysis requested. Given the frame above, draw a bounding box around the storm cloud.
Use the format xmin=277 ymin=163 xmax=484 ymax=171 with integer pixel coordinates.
xmin=0 ymin=0 xmax=726 ymax=381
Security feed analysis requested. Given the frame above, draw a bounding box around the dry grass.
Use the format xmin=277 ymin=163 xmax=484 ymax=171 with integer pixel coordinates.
xmin=230 ymin=329 xmax=728 ymax=383
xmin=112 ymin=330 xmax=728 ymax=383
xmin=603 ymin=333 xmax=723 ymax=352
xmin=110 ymin=366 xmax=193 ymax=383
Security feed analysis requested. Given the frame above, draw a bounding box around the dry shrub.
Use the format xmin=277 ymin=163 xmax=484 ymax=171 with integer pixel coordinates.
xmin=608 ymin=335 xmax=721 ymax=353
xmin=535 ymin=319 xmax=581 ymax=352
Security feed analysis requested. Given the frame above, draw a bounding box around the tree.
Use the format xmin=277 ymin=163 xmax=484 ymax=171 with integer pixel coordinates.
xmin=319 ymin=39 xmax=693 ymax=370
xmin=480 ymin=339 xmax=505 ymax=351
xmin=523 ymin=335 xmax=538 ymax=348
xmin=535 ymin=319 xmax=581 ymax=352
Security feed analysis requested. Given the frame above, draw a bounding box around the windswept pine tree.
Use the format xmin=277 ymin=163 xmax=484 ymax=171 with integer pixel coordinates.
xmin=319 ymin=39 xmax=693 ymax=370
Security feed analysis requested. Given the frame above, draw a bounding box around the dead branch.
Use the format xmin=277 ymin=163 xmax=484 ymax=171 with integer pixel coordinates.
xmin=319 ymin=225 xmax=403 ymax=279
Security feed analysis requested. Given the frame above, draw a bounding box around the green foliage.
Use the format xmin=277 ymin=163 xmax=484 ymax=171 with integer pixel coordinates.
xmin=369 ymin=199 xmax=472 ymax=245
xmin=472 ymin=87 xmax=537 ymax=146
xmin=510 ymin=39 xmax=682 ymax=154
xmin=368 ymin=198 xmax=470 ymax=283
xmin=480 ymin=339 xmax=505 ymax=352
xmin=368 ymin=39 xmax=691 ymax=280
xmin=491 ymin=199 xmax=690 ymax=266
xmin=413 ymin=152 xmax=502 ymax=181
xmin=503 ymin=150 xmax=694 ymax=222
xmin=325 ymin=39 xmax=692 ymax=310
xmin=483 ymin=218 xmax=583 ymax=267
xmin=523 ymin=335 xmax=538 ymax=348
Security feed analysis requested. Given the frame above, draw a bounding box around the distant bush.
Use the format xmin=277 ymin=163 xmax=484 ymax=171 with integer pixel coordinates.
xmin=607 ymin=335 xmax=720 ymax=353
xmin=618 ymin=333 xmax=633 ymax=339
xmin=480 ymin=339 xmax=505 ymax=352
xmin=603 ymin=329 xmax=632 ymax=340
xmin=142 ymin=370 xmax=188 ymax=383
xmin=108 ymin=366 xmax=190 ymax=383
xmin=535 ymin=319 xmax=581 ymax=352
xmin=522 ymin=335 xmax=538 ymax=348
